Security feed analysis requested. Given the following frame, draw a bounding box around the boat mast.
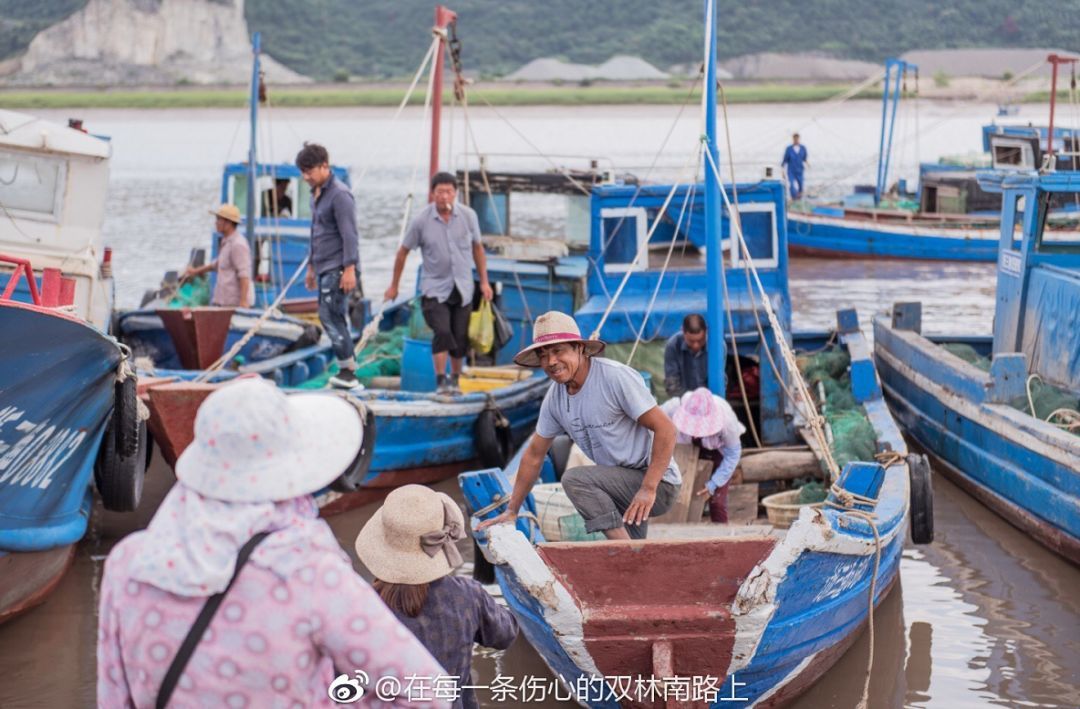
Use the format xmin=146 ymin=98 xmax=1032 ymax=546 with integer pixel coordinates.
xmin=246 ymin=31 xmax=261 ymax=245
xmin=875 ymin=58 xmax=915 ymax=206
xmin=1046 ymin=53 xmax=1078 ymax=162
xmin=429 ymin=5 xmax=458 ymax=189
xmin=703 ymin=0 xmax=727 ymax=396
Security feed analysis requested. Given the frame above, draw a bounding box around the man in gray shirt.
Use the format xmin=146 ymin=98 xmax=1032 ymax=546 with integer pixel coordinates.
xmin=478 ymin=311 xmax=680 ymax=540
xmin=296 ymin=143 xmax=361 ymax=390
xmin=384 ymin=172 xmax=492 ymax=394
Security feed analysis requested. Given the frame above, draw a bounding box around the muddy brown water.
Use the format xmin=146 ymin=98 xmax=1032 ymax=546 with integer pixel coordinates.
xmin=3 ymin=105 xmax=1078 ymax=706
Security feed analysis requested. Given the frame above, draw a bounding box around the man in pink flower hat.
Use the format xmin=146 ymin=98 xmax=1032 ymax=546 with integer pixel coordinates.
xmin=478 ymin=311 xmax=680 ymax=540
xmin=661 ymin=386 xmax=746 ymax=522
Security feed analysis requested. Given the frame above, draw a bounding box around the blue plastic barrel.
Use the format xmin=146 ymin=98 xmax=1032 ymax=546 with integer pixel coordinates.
xmin=401 ymin=337 xmax=450 ymax=392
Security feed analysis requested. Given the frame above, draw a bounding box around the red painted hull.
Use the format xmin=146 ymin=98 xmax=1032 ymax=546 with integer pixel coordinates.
xmin=0 ymin=545 xmax=75 ymax=625
xmin=143 ymin=383 xmax=475 ymax=517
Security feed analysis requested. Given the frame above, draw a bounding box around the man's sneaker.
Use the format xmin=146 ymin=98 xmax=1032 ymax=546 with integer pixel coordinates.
xmin=449 ymin=373 xmax=462 ymax=395
xmin=330 ymin=369 xmax=362 ymax=389
xmin=435 ymin=374 xmax=451 ymax=395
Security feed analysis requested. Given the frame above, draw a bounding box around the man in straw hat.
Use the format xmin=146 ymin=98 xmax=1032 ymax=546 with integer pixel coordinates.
xmin=356 ymin=484 xmax=518 ymax=709
xmin=183 ymin=203 xmax=254 ymax=308
xmin=478 ymin=311 xmax=681 ymax=540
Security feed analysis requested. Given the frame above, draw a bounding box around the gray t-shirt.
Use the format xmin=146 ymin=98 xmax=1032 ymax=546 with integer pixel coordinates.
xmin=402 ymin=202 xmax=482 ymax=303
xmin=536 ymin=357 xmax=681 ymax=486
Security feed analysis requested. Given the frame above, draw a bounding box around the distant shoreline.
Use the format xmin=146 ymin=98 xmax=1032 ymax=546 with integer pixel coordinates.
xmin=0 ymin=80 xmax=1055 ymax=109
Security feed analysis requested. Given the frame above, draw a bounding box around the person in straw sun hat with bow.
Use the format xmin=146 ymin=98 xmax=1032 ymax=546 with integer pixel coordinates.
xmin=356 ymin=485 xmax=518 ymax=709
xmin=661 ymin=386 xmax=746 ymax=523
xmin=96 ymin=377 xmax=448 ymax=708
xmin=477 ymin=311 xmax=681 ymax=540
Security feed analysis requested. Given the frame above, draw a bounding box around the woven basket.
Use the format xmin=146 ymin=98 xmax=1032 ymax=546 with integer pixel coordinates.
xmin=761 ymin=489 xmax=823 ymax=529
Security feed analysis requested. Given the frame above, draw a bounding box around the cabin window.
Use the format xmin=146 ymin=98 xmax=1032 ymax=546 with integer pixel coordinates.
xmin=228 ymin=173 xmax=249 ymax=216
xmin=726 ymin=202 xmax=778 ymax=268
xmin=599 ymin=206 xmax=649 ymax=272
xmin=1035 ymin=192 xmax=1080 ymax=253
xmin=991 ymin=138 xmax=1036 ymax=170
xmin=0 ymin=151 xmax=66 ymax=221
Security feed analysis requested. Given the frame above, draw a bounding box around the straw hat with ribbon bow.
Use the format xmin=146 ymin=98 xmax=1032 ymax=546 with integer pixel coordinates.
xmin=355 ymin=484 xmax=467 ymax=585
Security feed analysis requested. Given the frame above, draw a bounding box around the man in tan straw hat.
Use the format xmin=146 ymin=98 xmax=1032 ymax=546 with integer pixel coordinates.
xmin=479 ymin=311 xmax=681 ymax=540
xmin=183 ymin=203 xmax=254 ymax=308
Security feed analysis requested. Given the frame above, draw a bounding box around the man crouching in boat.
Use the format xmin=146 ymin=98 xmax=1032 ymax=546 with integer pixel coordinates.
xmin=478 ymin=311 xmax=680 ymax=540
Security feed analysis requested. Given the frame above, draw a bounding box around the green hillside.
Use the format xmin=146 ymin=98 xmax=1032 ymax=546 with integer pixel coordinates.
xmin=2 ymin=0 xmax=1077 ymax=81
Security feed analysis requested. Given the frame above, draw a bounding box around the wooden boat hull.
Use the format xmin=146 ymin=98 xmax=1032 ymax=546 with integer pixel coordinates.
xmin=143 ymin=374 xmax=550 ymax=511
xmin=788 ymin=212 xmax=1002 ymax=262
xmin=0 ymin=544 xmax=76 ymax=625
xmin=463 ymin=325 xmax=912 ymax=706
xmin=874 ymin=318 xmax=1080 ymax=564
xmin=0 ymin=301 xmax=118 ymax=555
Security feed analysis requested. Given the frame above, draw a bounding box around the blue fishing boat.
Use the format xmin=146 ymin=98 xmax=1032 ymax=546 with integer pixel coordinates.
xmin=458 ymin=2 xmax=928 ymax=704
xmin=874 ymin=169 xmax=1080 ymax=564
xmin=135 ymin=16 xmax=551 ymax=511
xmin=0 ymin=262 xmax=145 ymax=622
xmin=788 ymin=56 xmax=1080 ymax=262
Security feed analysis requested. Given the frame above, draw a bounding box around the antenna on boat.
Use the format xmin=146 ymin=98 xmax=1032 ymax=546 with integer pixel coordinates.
xmin=430 ymin=6 xmax=458 ymax=187
xmin=702 ymin=0 xmax=728 ymax=396
xmin=875 ymin=58 xmax=916 ymax=206
xmin=246 ymin=31 xmax=262 ymax=245
xmin=1046 ymin=53 xmax=1078 ymax=164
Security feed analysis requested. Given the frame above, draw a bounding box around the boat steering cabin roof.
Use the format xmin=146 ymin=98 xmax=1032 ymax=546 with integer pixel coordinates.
xmin=0 ymin=109 xmax=110 ymax=160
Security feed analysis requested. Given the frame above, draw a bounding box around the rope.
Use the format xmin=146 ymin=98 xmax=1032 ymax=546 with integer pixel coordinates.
xmin=588 ymin=147 xmax=702 ymax=341
xmin=702 ymin=145 xmax=840 ymax=479
xmin=718 ymin=83 xmax=763 ymax=448
xmin=193 ymin=256 xmax=309 ymax=382
xmin=471 ymin=493 xmax=540 ymax=543
xmin=823 ymin=483 xmax=882 ymax=709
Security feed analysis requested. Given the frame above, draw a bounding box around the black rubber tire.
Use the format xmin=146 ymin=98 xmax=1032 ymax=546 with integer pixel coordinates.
xmin=908 ymin=453 xmax=934 ymax=544
xmin=94 ymin=418 xmax=147 ymax=512
xmin=475 ymin=408 xmax=512 ymax=469
xmin=114 ymin=377 xmax=140 ymax=458
xmin=144 ymin=428 xmax=156 ymax=471
xmin=330 ymin=407 xmax=377 ymax=493
xmin=463 ymin=500 xmax=497 ymax=585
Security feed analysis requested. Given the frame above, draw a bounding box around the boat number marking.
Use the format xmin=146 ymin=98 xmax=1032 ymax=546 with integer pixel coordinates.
xmin=0 ymin=406 xmax=88 ymax=490
xmin=999 ymin=251 xmax=1021 ymax=277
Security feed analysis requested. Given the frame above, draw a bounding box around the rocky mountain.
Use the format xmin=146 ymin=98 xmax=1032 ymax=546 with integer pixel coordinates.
xmin=0 ymin=0 xmax=305 ymax=86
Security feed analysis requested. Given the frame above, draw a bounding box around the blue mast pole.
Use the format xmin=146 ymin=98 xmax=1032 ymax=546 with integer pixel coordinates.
xmin=874 ymin=60 xmax=893 ymax=205
xmin=246 ymin=31 xmax=261 ymax=246
xmin=703 ymin=0 xmax=727 ymax=396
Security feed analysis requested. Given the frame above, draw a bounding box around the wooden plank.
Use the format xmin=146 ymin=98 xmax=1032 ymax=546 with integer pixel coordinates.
xmin=654 ymin=444 xmax=700 ymax=524
xmin=740 ymin=450 xmax=821 ymax=482
xmin=686 ymin=460 xmax=714 ymax=522
xmin=727 ymin=483 xmax=760 ymax=524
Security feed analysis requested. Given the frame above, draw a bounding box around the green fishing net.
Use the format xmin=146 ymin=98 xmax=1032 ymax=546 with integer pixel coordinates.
xmin=798 ymin=345 xmax=878 ymax=474
xmin=941 ymin=342 xmax=991 ymax=372
xmin=166 ymin=277 xmax=210 ymax=307
xmin=294 ymin=325 xmax=408 ymax=390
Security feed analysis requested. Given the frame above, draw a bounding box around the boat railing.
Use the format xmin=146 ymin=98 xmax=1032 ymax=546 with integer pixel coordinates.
xmin=0 ymin=253 xmax=40 ymax=304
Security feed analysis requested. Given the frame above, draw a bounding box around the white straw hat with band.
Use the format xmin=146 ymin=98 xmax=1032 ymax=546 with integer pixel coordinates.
xmin=513 ymin=311 xmax=605 ymax=368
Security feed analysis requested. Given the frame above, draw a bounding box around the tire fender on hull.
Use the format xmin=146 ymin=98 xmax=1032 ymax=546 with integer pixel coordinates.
xmin=907 ymin=453 xmax=934 ymax=544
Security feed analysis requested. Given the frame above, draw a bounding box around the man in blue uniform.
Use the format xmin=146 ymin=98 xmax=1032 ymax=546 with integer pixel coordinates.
xmin=781 ymin=133 xmax=809 ymax=200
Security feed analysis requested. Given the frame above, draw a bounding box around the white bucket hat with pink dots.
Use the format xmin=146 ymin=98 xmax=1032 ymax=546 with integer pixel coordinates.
xmin=175 ymin=377 xmax=363 ymax=503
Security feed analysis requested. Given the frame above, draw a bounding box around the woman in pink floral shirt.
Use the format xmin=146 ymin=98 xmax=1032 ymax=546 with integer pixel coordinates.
xmin=97 ymin=378 xmax=449 ymax=708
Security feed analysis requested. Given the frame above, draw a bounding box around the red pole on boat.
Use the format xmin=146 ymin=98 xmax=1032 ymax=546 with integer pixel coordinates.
xmin=429 ymin=5 xmax=458 ymax=192
xmin=1046 ymin=53 xmax=1078 ymax=159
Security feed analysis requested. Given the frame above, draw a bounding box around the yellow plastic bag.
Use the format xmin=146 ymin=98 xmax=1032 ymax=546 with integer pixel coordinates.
xmin=468 ymin=300 xmax=495 ymax=354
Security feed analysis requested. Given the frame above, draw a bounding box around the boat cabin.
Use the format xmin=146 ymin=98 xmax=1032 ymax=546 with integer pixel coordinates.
xmin=0 ymin=110 xmax=114 ymax=329
xmin=980 ymin=169 xmax=1080 ymax=392
xmin=216 ymin=162 xmax=351 ymax=307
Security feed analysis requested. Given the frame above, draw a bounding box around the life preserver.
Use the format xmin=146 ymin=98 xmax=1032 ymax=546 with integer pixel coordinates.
xmin=331 ymin=405 xmax=376 ymax=493
xmin=907 ymin=453 xmax=934 ymax=544
xmin=475 ymin=406 xmax=512 ymax=469
xmin=94 ymin=417 xmax=147 ymax=512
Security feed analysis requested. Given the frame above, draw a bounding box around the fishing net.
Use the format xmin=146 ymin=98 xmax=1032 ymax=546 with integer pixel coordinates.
xmin=798 ymin=346 xmax=878 ymax=474
xmin=167 ymin=277 xmax=210 ymax=307
xmin=797 ymin=480 xmax=828 ymax=504
xmin=1010 ymin=376 xmax=1080 ymax=436
xmin=294 ymin=325 xmax=408 ymax=390
xmin=941 ymin=342 xmax=991 ymax=372
xmin=603 ymin=341 xmax=668 ymax=400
